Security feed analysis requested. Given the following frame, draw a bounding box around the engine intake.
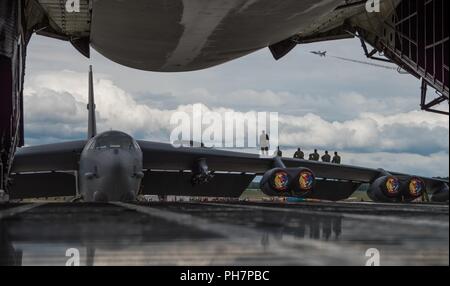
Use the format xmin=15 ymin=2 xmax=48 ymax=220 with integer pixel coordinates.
xmin=402 ymin=177 xmax=425 ymax=202
xmin=292 ymin=169 xmax=316 ymax=196
xmin=367 ymin=175 xmax=402 ymax=203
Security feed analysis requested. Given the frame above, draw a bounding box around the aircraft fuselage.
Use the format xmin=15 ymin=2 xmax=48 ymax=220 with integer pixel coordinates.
xmin=78 ymin=131 xmax=144 ymax=202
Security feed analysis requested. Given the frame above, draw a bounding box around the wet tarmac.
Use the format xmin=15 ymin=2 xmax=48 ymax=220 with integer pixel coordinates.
xmin=0 ymin=201 xmax=448 ymax=266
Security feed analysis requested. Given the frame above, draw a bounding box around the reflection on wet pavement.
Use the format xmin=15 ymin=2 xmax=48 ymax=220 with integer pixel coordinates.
xmin=0 ymin=201 xmax=448 ymax=266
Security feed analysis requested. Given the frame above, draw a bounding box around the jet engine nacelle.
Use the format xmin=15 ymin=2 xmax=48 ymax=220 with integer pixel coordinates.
xmin=367 ymin=175 xmax=402 ymax=203
xmin=260 ymin=168 xmax=316 ymax=197
xmin=368 ymin=176 xmax=426 ymax=203
xmin=401 ymin=177 xmax=426 ymax=202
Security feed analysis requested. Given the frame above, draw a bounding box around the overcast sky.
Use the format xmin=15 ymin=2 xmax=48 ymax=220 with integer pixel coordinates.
xmin=23 ymin=35 xmax=449 ymax=177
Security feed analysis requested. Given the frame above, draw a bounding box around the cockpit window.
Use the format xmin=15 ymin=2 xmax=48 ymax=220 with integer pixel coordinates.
xmin=92 ymin=132 xmax=135 ymax=150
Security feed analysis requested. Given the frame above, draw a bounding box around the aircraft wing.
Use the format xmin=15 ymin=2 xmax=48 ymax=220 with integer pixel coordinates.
xmin=11 ymin=140 xmax=86 ymax=173
xmin=8 ymin=140 xmax=86 ymax=200
xmin=137 ymin=140 xmax=449 ymax=201
xmin=138 ymin=141 xmax=380 ymax=181
xmin=137 ymin=141 xmax=373 ymax=200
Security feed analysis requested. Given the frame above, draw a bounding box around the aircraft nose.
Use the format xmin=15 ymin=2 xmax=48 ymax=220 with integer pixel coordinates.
xmin=92 ymin=149 xmax=140 ymax=202
xmin=110 ymin=155 xmax=125 ymax=175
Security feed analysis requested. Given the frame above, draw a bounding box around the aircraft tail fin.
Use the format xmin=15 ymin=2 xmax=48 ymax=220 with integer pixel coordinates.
xmin=87 ymin=65 xmax=97 ymax=139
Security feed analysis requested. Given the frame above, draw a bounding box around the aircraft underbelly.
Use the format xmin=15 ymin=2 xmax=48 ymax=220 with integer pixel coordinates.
xmin=90 ymin=0 xmax=342 ymax=72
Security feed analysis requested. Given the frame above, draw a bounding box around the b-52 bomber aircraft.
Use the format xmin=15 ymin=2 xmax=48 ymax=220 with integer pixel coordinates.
xmin=8 ymin=67 xmax=449 ymax=204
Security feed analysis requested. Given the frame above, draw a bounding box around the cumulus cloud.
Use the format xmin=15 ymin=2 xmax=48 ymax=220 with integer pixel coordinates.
xmin=278 ymin=111 xmax=449 ymax=155
xmin=135 ymin=88 xmax=423 ymax=121
xmin=24 ymin=70 xmax=174 ymax=143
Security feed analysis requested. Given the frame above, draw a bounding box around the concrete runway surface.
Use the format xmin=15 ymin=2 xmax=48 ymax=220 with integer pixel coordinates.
xmin=0 ymin=201 xmax=448 ymax=266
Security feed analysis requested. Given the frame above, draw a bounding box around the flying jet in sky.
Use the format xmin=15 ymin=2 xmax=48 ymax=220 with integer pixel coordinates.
xmin=310 ymin=51 xmax=327 ymax=57
xmin=7 ymin=67 xmax=449 ymax=203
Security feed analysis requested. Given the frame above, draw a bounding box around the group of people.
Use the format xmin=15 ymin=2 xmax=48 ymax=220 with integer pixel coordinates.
xmin=294 ymin=148 xmax=341 ymax=164
xmin=259 ymin=131 xmax=341 ymax=164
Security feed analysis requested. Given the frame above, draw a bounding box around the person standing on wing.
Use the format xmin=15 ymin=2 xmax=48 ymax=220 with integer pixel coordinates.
xmin=310 ymin=149 xmax=320 ymax=161
xmin=293 ymin=147 xmax=304 ymax=159
xmin=332 ymin=151 xmax=341 ymax=164
xmin=322 ymin=150 xmax=331 ymax=162
xmin=259 ymin=130 xmax=270 ymax=156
